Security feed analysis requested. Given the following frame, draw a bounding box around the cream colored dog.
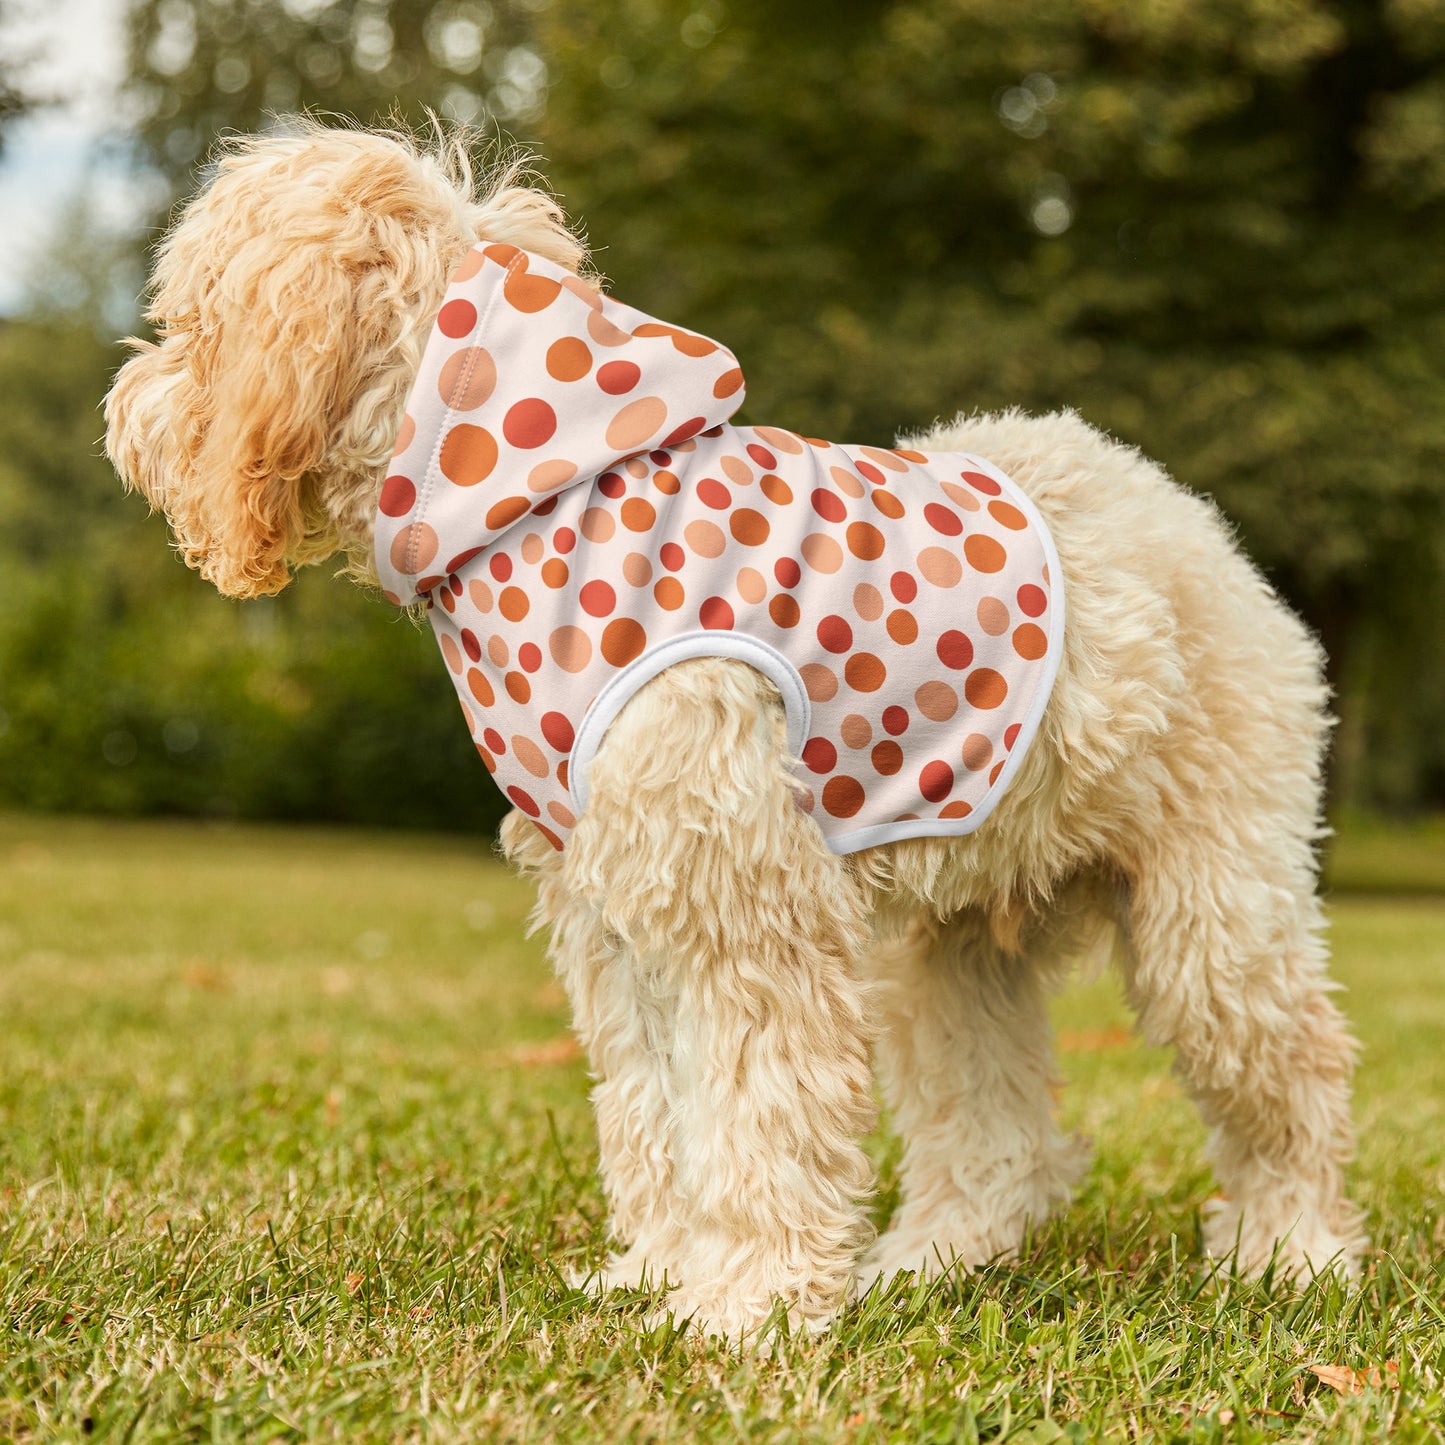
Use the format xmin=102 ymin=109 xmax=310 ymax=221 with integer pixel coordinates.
xmin=105 ymin=123 xmax=1364 ymax=1342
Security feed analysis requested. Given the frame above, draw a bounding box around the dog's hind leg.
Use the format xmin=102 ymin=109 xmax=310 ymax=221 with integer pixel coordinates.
xmin=858 ymin=908 xmax=1089 ymax=1290
xmin=566 ymin=657 xmax=878 ymax=1342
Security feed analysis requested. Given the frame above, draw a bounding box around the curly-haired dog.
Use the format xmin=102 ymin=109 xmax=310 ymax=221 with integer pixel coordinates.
xmin=105 ymin=124 xmax=1364 ymax=1342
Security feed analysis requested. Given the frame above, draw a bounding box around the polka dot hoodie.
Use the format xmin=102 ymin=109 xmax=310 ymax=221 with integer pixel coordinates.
xmin=375 ymin=243 xmax=1064 ymax=853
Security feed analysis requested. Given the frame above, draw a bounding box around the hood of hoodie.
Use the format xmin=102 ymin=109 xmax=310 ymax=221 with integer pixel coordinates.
xmin=375 ymin=242 xmax=745 ymax=607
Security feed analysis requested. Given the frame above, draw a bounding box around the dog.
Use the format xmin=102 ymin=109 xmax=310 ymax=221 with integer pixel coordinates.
xmin=105 ymin=122 xmax=1364 ymax=1342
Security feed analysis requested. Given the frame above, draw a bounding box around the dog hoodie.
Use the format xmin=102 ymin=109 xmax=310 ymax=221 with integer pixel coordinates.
xmin=375 ymin=243 xmax=1064 ymax=853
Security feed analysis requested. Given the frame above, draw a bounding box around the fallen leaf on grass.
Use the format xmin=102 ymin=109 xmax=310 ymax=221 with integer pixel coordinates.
xmin=493 ymin=1037 xmax=584 ymax=1068
xmin=180 ymin=961 xmax=229 ymax=992
xmin=1056 ymin=1027 xmax=1133 ymax=1052
xmin=345 ymin=1273 xmax=365 ymax=1296
xmin=1310 ymin=1362 xmax=1399 ymax=1395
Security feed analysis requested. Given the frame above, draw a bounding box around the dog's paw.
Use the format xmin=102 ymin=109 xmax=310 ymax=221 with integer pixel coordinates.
xmin=1202 ymin=1197 xmax=1366 ymax=1283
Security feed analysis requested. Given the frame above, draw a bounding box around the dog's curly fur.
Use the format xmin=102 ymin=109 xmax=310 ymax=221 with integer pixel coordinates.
xmin=105 ymin=122 xmax=1365 ymax=1342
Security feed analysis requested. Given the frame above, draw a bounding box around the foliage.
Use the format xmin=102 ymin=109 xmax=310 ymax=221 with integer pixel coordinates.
xmin=2 ymin=813 xmax=1444 ymax=1440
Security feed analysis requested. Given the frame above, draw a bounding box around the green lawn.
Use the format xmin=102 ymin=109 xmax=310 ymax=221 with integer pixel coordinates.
xmin=2 ymin=813 xmax=1443 ymax=1442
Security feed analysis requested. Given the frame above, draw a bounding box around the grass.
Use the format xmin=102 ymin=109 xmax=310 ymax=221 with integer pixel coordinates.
xmin=1 ymin=811 xmax=1443 ymax=1443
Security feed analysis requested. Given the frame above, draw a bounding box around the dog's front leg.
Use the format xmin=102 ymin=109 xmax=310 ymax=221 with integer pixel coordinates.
xmin=565 ymin=658 xmax=878 ymax=1344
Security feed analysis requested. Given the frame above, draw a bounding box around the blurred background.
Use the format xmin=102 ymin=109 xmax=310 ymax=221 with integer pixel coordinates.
xmin=1 ymin=0 xmax=1442 ymax=837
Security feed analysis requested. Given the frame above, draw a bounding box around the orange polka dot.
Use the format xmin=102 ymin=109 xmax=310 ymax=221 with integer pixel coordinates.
xmin=853 ymin=583 xmax=883 ymax=621
xmin=802 ymin=534 xmax=843 ymax=574
xmin=499 ymin=586 xmax=530 ymax=622
xmin=580 ymin=507 xmax=616 ymax=543
xmin=528 ymin=458 xmax=576 ymax=494
xmin=549 ymin=626 xmax=592 ymax=672
xmin=1013 ymin=623 xmax=1049 ymax=660
xmin=601 ymin=618 xmax=647 ymax=666
xmin=623 ymin=551 xmax=653 ymax=586
xmin=621 ymin=497 xmax=656 ymax=532
xmin=760 ymin=474 xmax=793 ymax=506
xmin=485 ymin=496 xmax=530 ymax=532
xmin=466 ymin=668 xmax=494 ymax=707
xmin=654 ymin=577 xmax=685 ymax=610
xmin=845 ymin=653 xmax=886 ymax=692
xmin=964 ymin=668 xmax=1008 ymax=709
xmin=846 ymin=521 xmax=886 ymax=561
xmin=439 ymin=424 xmax=497 ymax=486
xmin=684 ymin=519 xmax=726 ymax=558
xmin=546 ymin=336 xmax=592 ymax=381
xmin=840 ymin=713 xmax=872 ymax=748
xmin=886 ymin=609 xmax=918 ymax=645
xmin=939 ymin=800 xmax=973 ymax=820
xmin=917 ymin=546 xmax=962 ymax=587
xmin=822 ymin=775 xmax=866 ymax=818
xmin=800 ymin=663 xmax=838 ymax=701
xmin=390 ymin=521 xmax=437 ymax=573
xmin=541 ymin=558 xmax=569 ymax=589
xmin=713 ymin=367 xmax=744 ymax=397
xmin=988 ymin=500 xmax=1028 ymax=530
xmin=653 ymin=468 xmax=681 ymax=495
xmin=438 ymin=347 xmax=496 ymax=410
xmin=504 ymin=268 xmax=561 ymax=312
xmin=915 ymin=681 xmax=958 ymax=721
xmin=962 ymin=733 xmax=992 ymax=771
xmin=512 ymin=736 xmax=549 ymax=778
xmin=871 ymin=740 xmax=903 ymax=776
xmin=870 ymin=489 xmax=906 ymax=520
xmin=605 ymin=396 xmax=668 ymax=450
xmin=730 ymin=508 xmax=770 ymax=546
xmin=737 ymin=567 xmax=766 ymax=604
xmin=964 ymin=535 xmax=1007 ymax=573
xmin=769 ymin=594 xmax=801 ymax=628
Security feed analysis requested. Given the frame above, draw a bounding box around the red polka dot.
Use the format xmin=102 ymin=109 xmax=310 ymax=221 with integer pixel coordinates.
xmin=660 ymin=542 xmax=685 ymax=572
xmin=444 ymin=547 xmax=483 ymax=574
xmin=882 ymin=706 xmax=909 ymax=736
xmin=554 ymin=527 xmax=577 ymax=555
xmin=379 ymin=474 xmax=416 ymax=517
xmin=811 ymin=488 xmax=847 ymax=523
xmin=700 ymin=596 xmax=734 ymax=629
xmin=597 ymin=360 xmax=641 ymax=394
xmin=822 ymin=775 xmax=866 ymax=818
xmin=890 ymin=571 xmax=917 ymax=603
xmin=817 ymin=615 xmax=853 ymax=653
xmin=503 ymin=398 xmax=557 ymax=449
xmin=698 ymin=477 xmax=732 ymax=510
xmin=802 ymin=737 xmax=837 ymax=774
xmin=542 ymin=712 xmax=575 ymax=752
xmin=534 ymin=822 xmax=565 ymax=851
xmin=1017 ymin=584 xmax=1047 ymax=617
xmin=483 ymin=728 xmax=505 ymax=754
xmin=937 ymin=630 xmax=975 ymax=670
xmin=871 ymin=740 xmax=903 ymax=775
xmin=856 ymin=460 xmax=885 ymax=487
xmin=438 ymin=298 xmax=477 ymax=337
xmin=598 ymin=471 xmax=626 ymax=499
xmin=920 ymin=761 xmax=955 ymax=803
xmin=1004 ymin=722 xmax=1022 ymax=750
xmin=924 ymin=503 xmax=962 ymax=537
xmin=490 ymin=554 xmax=513 ymax=582
xmin=519 ymin=642 xmax=542 ymax=672
xmin=775 ymin=557 xmax=802 ymax=588
xmin=663 ymin=417 xmax=707 ymax=446
xmin=461 ymin=628 xmax=482 ymax=662
xmin=746 ymin=443 xmax=777 ymax=469
xmin=961 ymin=469 xmax=1002 ymax=495
xmin=580 ymin=580 xmax=616 ymax=617
xmin=507 ymin=785 xmax=541 ymax=817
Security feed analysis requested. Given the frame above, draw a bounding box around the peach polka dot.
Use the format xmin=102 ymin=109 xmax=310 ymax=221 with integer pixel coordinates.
xmin=965 ymin=668 xmax=1008 ymax=709
xmin=1013 ymin=623 xmax=1049 ymax=660
xmin=917 ymin=547 xmax=963 ymax=587
xmin=840 ymin=713 xmax=872 ymax=748
xmin=601 ymin=618 xmax=647 ymax=666
xmin=654 ymin=576 xmax=685 ymax=610
xmin=468 ymin=578 xmax=493 ymax=612
xmin=965 ymin=535 xmax=1007 ymax=573
xmin=870 ymin=489 xmax=906 ymax=520
xmin=587 ymin=310 xmax=631 ymax=347
xmin=488 ymin=634 xmax=508 ymax=667
xmin=754 ymin=425 xmax=804 ymax=455
xmin=853 ymin=583 xmax=883 ymax=621
xmin=989 ymin=500 xmax=1028 ymax=530
xmin=977 ymin=597 xmax=1010 ymax=635
xmin=940 ymin=481 xmax=982 ymax=512
xmin=561 ymin=273 xmax=603 ymax=309
xmin=390 ymin=521 xmax=437 ymax=573
xmin=684 ymin=519 xmax=726 ymax=558
xmin=438 ymin=347 xmax=496 ymax=410
xmin=847 ymin=521 xmax=886 ymax=561
xmin=439 ymin=634 xmax=462 ymax=672
xmin=769 ymin=594 xmax=801 ymax=628
xmin=730 ymin=508 xmax=770 ymax=546
xmin=439 ymin=424 xmax=497 ymax=486
xmin=845 ymin=653 xmax=886 ymax=692
xmin=737 ymin=567 xmax=766 ymax=604
xmin=547 ymin=801 xmax=577 ymax=830
xmin=802 ymin=534 xmax=843 ymax=574
xmin=829 ymin=465 xmax=865 ymax=499
xmin=453 ymin=250 xmax=486 ymax=281
xmin=624 ymin=456 xmax=649 ymax=479
xmin=623 ymin=551 xmax=653 ymax=587
xmin=860 ymin=444 xmax=908 ymax=473
xmin=721 ymin=455 xmax=753 ymax=487
xmin=549 ymin=626 xmax=592 ymax=672
xmin=621 ymin=497 xmax=656 ymax=532
xmin=605 ymin=397 xmax=668 ymax=450
xmin=466 ymin=668 xmax=494 ymax=707
xmin=392 ymin=413 xmax=415 ymax=456
xmin=580 ymin=507 xmax=616 ymax=543
xmin=512 ymin=736 xmax=549 ymax=778
xmin=800 ymin=663 xmax=838 ymax=701
xmin=528 ymin=458 xmax=576 ymax=494
xmin=822 ymin=775 xmax=865 ymax=818
xmin=499 ymin=586 xmax=530 ymax=622
xmin=915 ymin=681 xmax=959 ymax=721
xmin=871 ymin=740 xmax=903 ymax=775
xmin=761 ymin=474 xmax=793 ymax=506
xmin=541 ymin=558 xmax=569 ymax=589
xmin=546 ymin=336 xmax=592 ymax=381
xmin=520 ymin=532 xmax=544 ymax=564
xmin=962 ymin=733 xmax=992 ymax=771
xmin=886 ymin=609 xmax=918 ymax=645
